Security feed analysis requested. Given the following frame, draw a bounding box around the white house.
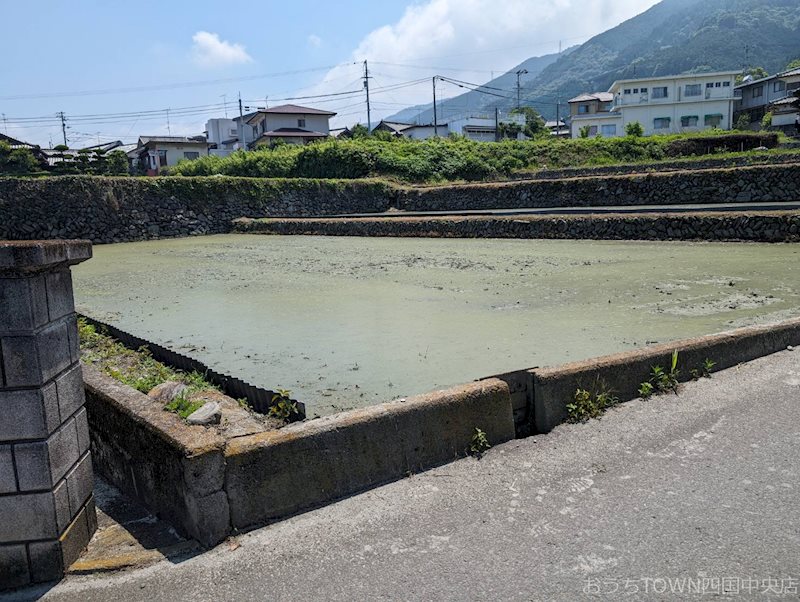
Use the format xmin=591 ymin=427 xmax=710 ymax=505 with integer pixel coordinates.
xmin=133 ymin=135 xmax=209 ymax=175
xmin=569 ymin=71 xmax=740 ymax=138
xmin=734 ymin=67 xmax=800 ymax=132
xmin=245 ymin=104 xmax=335 ymax=146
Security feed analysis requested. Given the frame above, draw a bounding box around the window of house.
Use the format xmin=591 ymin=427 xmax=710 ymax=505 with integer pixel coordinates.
xmin=715 ymin=82 xmax=721 ymax=88
xmin=601 ymin=102 xmax=612 ymax=111
xmin=652 ymin=86 xmax=668 ymax=99
xmin=633 ymin=88 xmax=639 ymax=94
xmin=298 ymin=118 xmax=306 ymax=128
xmin=230 ymin=128 xmax=238 ymax=136
xmin=722 ymin=81 xmax=731 ymax=87
xmin=157 ymin=150 xmax=168 ymax=167
xmin=252 ymin=126 xmax=258 ymax=138
xmin=681 ymin=115 xmax=699 ymax=127
xmin=653 ymin=117 xmax=671 ymax=129
xmin=183 ymin=151 xmax=200 ymax=160
xmin=623 ymin=89 xmax=631 ymax=94
xmin=640 ymin=87 xmax=648 ymax=93
xmin=706 ymin=83 xmax=714 ymax=89
xmin=600 ymin=124 xmax=617 ymax=136
xmin=685 ymin=84 xmax=702 ymax=97
xmin=752 ymin=86 xmax=763 ymax=98
xmin=588 ymin=126 xmax=598 ymax=136
xmin=704 ymin=114 xmax=723 ymax=127
xmin=773 ymin=81 xmax=786 ymax=92
xmin=578 ymin=104 xmax=589 ymax=114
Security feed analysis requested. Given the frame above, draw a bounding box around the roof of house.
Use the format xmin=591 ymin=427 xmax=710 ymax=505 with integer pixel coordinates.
xmin=610 ymin=70 xmax=740 ymax=88
xmin=0 ymin=132 xmax=40 ymax=149
xmin=568 ymin=92 xmax=614 ymax=103
xmin=374 ymin=120 xmax=414 ymax=134
xmin=736 ymin=66 xmax=800 ymax=89
xmin=137 ymin=136 xmax=208 ymax=146
xmin=258 ymin=104 xmax=337 ymax=116
xmin=81 ymin=140 xmax=124 ymax=152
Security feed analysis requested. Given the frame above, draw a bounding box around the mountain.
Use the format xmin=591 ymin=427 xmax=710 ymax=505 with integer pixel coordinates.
xmin=387 ymin=0 xmax=800 ymax=123
xmin=384 ymin=50 xmax=570 ymax=124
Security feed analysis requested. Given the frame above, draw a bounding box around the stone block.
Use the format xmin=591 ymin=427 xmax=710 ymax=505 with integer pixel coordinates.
xmin=0 ymin=492 xmax=59 ymax=540
xmin=65 ymin=452 xmax=93 ymax=517
xmin=184 ymin=491 xmax=230 ymax=548
xmin=0 ymin=544 xmax=30 ymax=590
xmin=36 ymin=320 xmax=72 ymax=384
xmin=53 ymin=479 xmax=71 ymax=533
xmin=0 ymin=384 xmax=61 ymax=442
xmin=0 ymin=240 xmax=92 ymax=275
xmin=14 ymin=419 xmax=80 ymax=491
xmin=65 ymin=315 xmax=80 ymax=365
xmin=74 ymin=408 xmax=90 ymax=455
xmin=59 ymin=496 xmax=95 ymax=570
xmin=28 ymin=540 xmax=63 ymax=583
xmin=0 ymin=277 xmax=35 ymax=333
xmin=55 ymin=364 xmax=86 ymax=422
xmin=0 ymin=335 xmax=40 ymax=388
xmin=0 ymin=445 xmax=16 ymax=494
xmin=45 ymin=270 xmax=75 ymax=321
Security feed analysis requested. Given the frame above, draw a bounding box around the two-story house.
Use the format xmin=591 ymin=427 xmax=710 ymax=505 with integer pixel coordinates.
xmin=734 ymin=67 xmax=800 ymax=133
xmin=133 ymin=135 xmax=209 ymax=175
xmin=245 ymin=104 xmax=336 ymax=146
xmin=569 ymin=71 xmax=740 ymax=138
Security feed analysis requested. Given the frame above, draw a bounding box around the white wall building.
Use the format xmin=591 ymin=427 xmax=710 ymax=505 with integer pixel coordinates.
xmin=569 ymin=71 xmax=740 ymax=138
xmin=734 ymin=67 xmax=800 ymax=132
xmin=133 ymin=136 xmax=209 ymax=175
xmin=246 ymin=104 xmax=335 ymax=146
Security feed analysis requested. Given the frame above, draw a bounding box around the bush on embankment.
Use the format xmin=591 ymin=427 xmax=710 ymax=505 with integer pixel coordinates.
xmin=167 ymin=132 xmax=779 ymax=183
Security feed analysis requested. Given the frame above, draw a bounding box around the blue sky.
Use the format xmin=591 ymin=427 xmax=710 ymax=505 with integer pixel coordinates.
xmin=1 ymin=0 xmax=659 ymax=147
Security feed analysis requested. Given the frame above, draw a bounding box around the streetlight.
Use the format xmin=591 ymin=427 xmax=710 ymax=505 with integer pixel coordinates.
xmin=515 ymin=69 xmax=529 ymax=110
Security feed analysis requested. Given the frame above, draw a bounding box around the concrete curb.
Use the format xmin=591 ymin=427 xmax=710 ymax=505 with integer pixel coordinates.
xmin=526 ymin=317 xmax=800 ymax=433
xmin=224 ymin=379 xmax=515 ymax=532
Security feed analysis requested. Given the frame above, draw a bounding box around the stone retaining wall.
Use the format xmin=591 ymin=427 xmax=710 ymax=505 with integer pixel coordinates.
xmin=2 ymin=163 xmax=800 ymax=244
xmin=235 ymin=211 xmax=800 ymax=243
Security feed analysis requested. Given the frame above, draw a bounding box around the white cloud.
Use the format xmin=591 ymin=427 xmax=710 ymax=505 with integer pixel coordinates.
xmin=191 ymin=31 xmax=253 ymax=68
xmin=315 ymin=0 xmax=661 ymax=126
xmin=308 ymin=34 xmax=322 ymax=48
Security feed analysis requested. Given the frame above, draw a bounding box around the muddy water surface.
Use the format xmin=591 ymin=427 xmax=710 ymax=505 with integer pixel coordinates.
xmin=73 ymin=234 xmax=800 ymax=417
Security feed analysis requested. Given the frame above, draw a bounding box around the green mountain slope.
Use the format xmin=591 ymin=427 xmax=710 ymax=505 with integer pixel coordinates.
xmin=391 ymin=0 xmax=800 ymax=123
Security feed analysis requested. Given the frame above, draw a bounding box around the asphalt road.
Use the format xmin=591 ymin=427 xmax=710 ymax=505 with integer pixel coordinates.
xmin=13 ymin=348 xmax=800 ymax=601
xmin=336 ymin=201 xmax=800 ymax=218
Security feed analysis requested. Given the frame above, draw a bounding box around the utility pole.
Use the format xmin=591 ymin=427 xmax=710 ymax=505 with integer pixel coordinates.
xmin=555 ymin=94 xmax=561 ymax=137
xmin=432 ymin=76 xmax=439 ymax=137
xmin=363 ymin=60 xmax=372 ymax=131
xmin=57 ymin=112 xmax=68 ymax=146
xmin=515 ymin=69 xmax=528 ymax=110
xmin=495 ymin=107 xmax=499 ymax=142
xmin=1 ymin=113 xmax=7 ymax=135
xmin=238 ymin=92 xmax=245 ymax=149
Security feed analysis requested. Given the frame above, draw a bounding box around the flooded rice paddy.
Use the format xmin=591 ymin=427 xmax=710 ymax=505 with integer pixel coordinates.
xmin=73 ymin=234 xmax=800 ymax=417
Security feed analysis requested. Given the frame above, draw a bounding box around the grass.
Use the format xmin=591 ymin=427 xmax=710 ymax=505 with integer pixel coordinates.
xmin=78 ymin=318 xmax=216 ymax=416
xmin=567 ymin=383 xmax=620 ymax=423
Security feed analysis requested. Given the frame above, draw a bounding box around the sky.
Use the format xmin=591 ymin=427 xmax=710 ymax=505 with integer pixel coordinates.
xmin=0 ymin=0 xmax=661 ymax=147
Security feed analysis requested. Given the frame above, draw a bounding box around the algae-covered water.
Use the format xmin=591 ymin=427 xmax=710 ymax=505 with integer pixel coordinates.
xmin=73 ymin=234 xmax=800 ymax=417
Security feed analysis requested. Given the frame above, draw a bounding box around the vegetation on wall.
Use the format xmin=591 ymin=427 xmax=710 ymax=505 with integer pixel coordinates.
xmin=167 ymin=132 xmax=779 ymax=183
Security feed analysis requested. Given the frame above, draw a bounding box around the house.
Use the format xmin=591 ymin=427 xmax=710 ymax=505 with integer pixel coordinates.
xmin=734 ymin=67 xmax=800 ymax=133
xmin=330 ymin=127 xmax=353 ymax=139
xmin=0 ymin=133 xmax=46 ymax=166
xmin=205 ymin=114 xmax=262 ymax=155
xmin=245 ymin=104 xmax=336 ymax=147
xmin=569 ymin=71 xmax=740 ymax=138
xmin=545 ymin=119 xmax=569 ymax=137
xmin=133 ymin=135 xmax=209 ymax=175
xmin=372 ymin=121 xmax=415 ymax=137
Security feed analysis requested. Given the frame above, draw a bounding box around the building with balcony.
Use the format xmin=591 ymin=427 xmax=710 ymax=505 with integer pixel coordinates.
xmin=569 ymin=71 xmax=740 ymax=138
xmin=734 ymin=67 xmax=800 ymax=133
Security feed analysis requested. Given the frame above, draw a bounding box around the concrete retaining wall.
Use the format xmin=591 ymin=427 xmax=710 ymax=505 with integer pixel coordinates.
xmin=83 ymin=372 xmax=515 ymax=544
xmin=235 ymin=211 xmax=800 ymax=243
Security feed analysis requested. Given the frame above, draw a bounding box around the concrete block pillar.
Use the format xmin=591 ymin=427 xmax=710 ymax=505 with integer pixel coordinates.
xmin=0 ymin=240 xmax=95 ymax=590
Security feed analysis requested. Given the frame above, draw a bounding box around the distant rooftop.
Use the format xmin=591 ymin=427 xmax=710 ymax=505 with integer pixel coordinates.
xmin=258 ymin=104 xmax=337 ymax=116
xmin=568 ymin=92 xmax=614 ymax=103
xmin=137 ymin=136 xmax=207 ymax=146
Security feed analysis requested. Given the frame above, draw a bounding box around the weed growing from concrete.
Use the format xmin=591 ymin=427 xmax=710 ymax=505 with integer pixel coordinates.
xmin=164 ymin=396 xmax=206 ymax=419
xmin=567 ymin=380 xmax=620 ymax=423
xmin=469 ymin=428 xmax=491 ymax=458
xmin=269 ymin=388 xmax=299 ymax=422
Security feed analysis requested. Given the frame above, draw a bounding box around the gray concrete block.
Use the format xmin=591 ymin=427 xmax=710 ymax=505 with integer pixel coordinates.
xmin=55 ymin=364 xmax=85 ymax=422
xmin=36 ymin=320 xmax=71 ymax=384
xmin=14 ymin=419 xmax=80 ymax=491
xmin=66 ymin=315 xmax=79 ymax=365
xmin=13 ymin=440 xmax=51 ymax=491
xmin=0 ymin=385 xmax=60 ymax=442
xmin=28 ymin=274 xmax=49 ymax=329
xmin=0 ymin=445 xmax=17 ymax=494
xmin=182 ymin=451 xmax=225 ymax=497
xmin=28 ymin=540 xmax=63 ymax=583
xmin=0 ymin=544 xmax=30 ymax=590
xmin=65 ymin=452 xmax=93 ymax=517
xmin=184 ymin=491 xmax=231 ymax=548
xmin=0 ymin=492 xmax=59 ymax=540
xmin=45 ymin=270 xmax=75 ymax=321
xmin=0 ymin=277 xmax=35 ymax=333
xmin=74 ymin=407 xmax=90 ymax=455
xmin=59 ymin=497 xmax=94 ymax=570
xmin=0 ymin=335 xmax=41 ymax=388
xmin=53 ymin=479 xmax=71 ymax=533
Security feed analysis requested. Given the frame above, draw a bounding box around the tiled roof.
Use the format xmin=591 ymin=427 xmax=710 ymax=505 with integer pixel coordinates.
xmin=259 ymin=104 xmax=337 ymax=116
xmin=568 ymin=92 xmax=614 ymax=103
